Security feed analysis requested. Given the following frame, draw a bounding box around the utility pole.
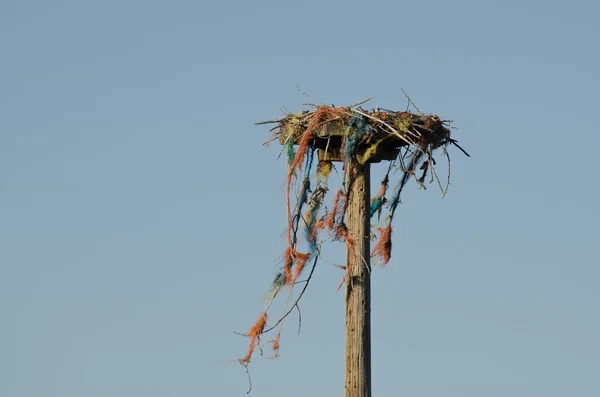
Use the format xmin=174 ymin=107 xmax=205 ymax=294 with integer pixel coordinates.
xmin=317 ymin=139 xmax=396 ymax=397
xmin=344 ymin=162 xmax=372 ymax=397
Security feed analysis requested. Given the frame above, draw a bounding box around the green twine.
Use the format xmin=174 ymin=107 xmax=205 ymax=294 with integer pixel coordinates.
xmin=370 ymin=197 xmax=384 ymax=218
xmin=286 ymin=140 xmax=295 ymax=165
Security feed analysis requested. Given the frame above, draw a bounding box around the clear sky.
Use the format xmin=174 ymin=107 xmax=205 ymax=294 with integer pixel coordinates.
xmin=1 ymin=0 xmax=599 ymax=396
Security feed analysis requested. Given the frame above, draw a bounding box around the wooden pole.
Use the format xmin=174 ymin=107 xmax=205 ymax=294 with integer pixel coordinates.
xmin=345 ymin=162 xmax=372 ymax=397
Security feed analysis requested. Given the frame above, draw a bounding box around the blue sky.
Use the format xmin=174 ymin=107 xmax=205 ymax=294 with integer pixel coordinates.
xmin=1 ymin=0 xmax=599 ymax=396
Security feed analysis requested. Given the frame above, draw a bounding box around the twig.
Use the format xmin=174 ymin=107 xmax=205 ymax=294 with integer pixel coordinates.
xmin=349 ymin=108 xmax=417 ymax=145
xmin=276 ymin=130 xmax=295 ymax=160
xmin=255 ymin=119 xmax=283 ymax=125
xmin=262 ymin=255 xmax=319 ymax=334
xmin=349 ymin=97 xmax=373 ymax=108
xmin=401 ymin=88 xmax=423 ymax=115
xmin=443 ymin=145 xmax=451 ymax=196
xmin=263 ymin=135 xmax=280 ymax=146
xmin=295 ymin=304 xmax=302 ymax=335
xmin=240 ymin=361 xmax=252 ymax=394
xmin=324 ymin=137 xmax=331 ymax=161
xmin=296 ymin=85 xmax=320 ymax=104
xmin=428 ymin=150 xmax=446 ymax=198
xmin=451 ymin=140 xmax=471 ymax=157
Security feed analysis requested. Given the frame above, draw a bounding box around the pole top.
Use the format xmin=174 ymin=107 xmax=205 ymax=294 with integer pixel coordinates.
xmin=259 ymin=105 xmax=454 ymax=164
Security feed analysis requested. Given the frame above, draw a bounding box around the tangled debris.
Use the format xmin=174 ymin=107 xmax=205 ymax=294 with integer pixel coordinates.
xmin=237 ymin=97 xmax=469 ymax=386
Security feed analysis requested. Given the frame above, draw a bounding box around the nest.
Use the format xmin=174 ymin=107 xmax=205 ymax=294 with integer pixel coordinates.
xmin=260 ymin=104 xmax=464 ymax=164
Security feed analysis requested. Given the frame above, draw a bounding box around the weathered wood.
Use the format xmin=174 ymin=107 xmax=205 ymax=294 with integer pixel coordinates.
xmin=345 ymin=163 xmax=372 ymax=397
xmin=318 ymin=146 xmax=400 ymax=163
xmin=282 ymin=121 xmax=412 ymax=153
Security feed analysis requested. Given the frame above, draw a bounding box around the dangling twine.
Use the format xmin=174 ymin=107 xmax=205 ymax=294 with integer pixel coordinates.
xmin=374 ymin=174 xmax=389 ymax=199
xmin=269 ymin=331 xmax=281 ymax=358
xmin=371 ymin=223 xmax=392 ymax=266
xmin=264 ymin=271 xmax=286 ymax=302
xmin=316 ymin=160 xmax=332 ymax=183
xmin=335 ymin=264 xmax=347 ymax=292
xmin=282 ymin=247 xmax=312 ymax=285
xmin=312 ymin=213 xmax=329 ymax=235
xmin=240 ymin=312 xmax=268 ymax=364
xmin=291 ymin=251 xmax=311 ymax=284
xmin=298 ymin=178 xmax=310 ymax=211
xmin=289 ymin=129 xmax=314 ymax=174
xmin=343 ymin=116 xmax=375 ymax=163
xmin=290 ymin=106 xmax=345 ymax=174
xmin=286 ymin=140 xmax=295 ymax=166
xmin=335 ymin=224 xmax=355 ymax=252
xmin=286 ymin=145 xmax=315 ymax=247
xmin=305 ymin=190 xmax=324 ymax=253
xmin=286 ymin=175 xmax=312 ymax=248
xmin=370 ymin=197 xmax=384 ymax=217
xmin=285 ymin=106 xmax=344 ymax=248
xmin=282 ymin=247 xmax=294 ymax=284
xmin=342 ymin=126 xmax=358 ymax=164
xmin=370 ymin=174 xmax=389 ymax=218
xmin=359 ymin=139 xmax=383 ymax=165
xmin=306 ymin=221 xmax=319 ymax=254
xmin=326 ymin=189 xmax=345 ymax=230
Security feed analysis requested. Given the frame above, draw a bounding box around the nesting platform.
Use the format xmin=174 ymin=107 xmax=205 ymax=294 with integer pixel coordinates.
xmin=264 ymin=106 xmax=453 ymax=164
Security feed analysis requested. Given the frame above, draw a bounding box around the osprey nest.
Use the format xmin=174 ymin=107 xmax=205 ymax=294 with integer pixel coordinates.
xmin=239 ymin=99 xmax=469 ymax=368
